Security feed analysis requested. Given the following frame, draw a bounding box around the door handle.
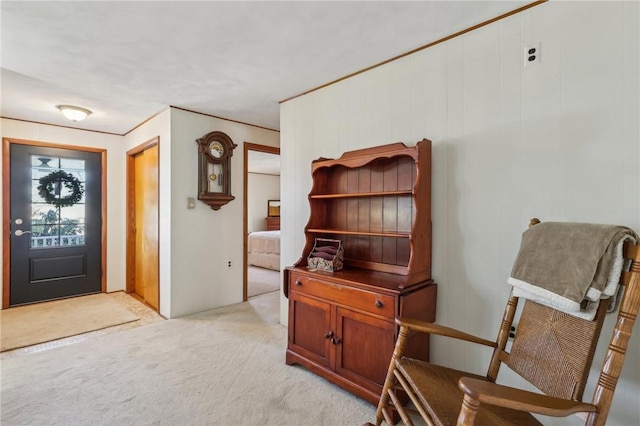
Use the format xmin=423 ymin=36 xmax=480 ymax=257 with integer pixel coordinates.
xmin=14 ymin=230 xmax=32 ymax=236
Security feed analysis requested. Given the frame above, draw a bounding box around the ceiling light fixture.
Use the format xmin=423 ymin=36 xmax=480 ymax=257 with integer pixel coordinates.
xmin=57 ymin=105 xmax=92 ymax=122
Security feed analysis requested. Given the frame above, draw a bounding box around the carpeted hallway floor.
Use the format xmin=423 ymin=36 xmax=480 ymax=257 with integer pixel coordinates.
xmin=2 ymin=263 xmax=280 ymax=357
xmin=248 ymin=265 xmax=280 ymax=297
xmin=0 ymin=291 xmax=375 ymax=425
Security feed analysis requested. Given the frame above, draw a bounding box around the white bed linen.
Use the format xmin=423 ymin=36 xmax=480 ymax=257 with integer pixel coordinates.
xmin=248 ymin=230 xmax=280 ymax=271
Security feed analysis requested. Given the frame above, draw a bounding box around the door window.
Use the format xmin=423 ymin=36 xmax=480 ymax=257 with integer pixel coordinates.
xmin=30 ymin=155 xmax=86 ymax=248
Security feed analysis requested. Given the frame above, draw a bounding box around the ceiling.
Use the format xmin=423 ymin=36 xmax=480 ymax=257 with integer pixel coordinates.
xmin=248 ymin=150 xmax=280 ymax=175
xmin=1 ymin=1 xmax=532 ymax=135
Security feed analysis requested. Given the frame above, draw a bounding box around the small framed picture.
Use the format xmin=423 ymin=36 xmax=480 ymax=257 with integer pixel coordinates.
xmin=267 ymin=200 xmax=280 ymax=217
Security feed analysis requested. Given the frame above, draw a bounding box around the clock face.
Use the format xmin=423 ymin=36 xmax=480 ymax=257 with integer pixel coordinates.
xmin=209 ymin=141 xmax=225 ymax=159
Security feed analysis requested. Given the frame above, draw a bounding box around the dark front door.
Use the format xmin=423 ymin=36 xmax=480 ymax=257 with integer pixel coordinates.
xmin=9 ymin=143 xmax=102 ymax=306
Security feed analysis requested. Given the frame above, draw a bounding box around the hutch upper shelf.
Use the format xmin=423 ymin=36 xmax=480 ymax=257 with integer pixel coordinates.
xmin=296 ymin=139 xmax=432 ymax=282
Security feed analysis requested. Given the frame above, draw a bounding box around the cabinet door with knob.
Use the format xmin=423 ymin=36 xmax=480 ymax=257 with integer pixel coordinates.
xmin=335 ymin=307 xmax=395 ymax=392
xmin=288 ymin=291 xmax=332 ymax=369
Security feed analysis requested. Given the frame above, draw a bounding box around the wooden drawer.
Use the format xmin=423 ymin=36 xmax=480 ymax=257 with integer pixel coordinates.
xmin=265 ymin=216 xmax=280 ymax=231
xmin=289 ymin=272 xmax=395 ymax=318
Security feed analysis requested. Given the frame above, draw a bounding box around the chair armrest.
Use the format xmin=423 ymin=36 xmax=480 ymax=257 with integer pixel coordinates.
xmin=458 ymin=377 xmax=598 ymax=417
xmin=396 ymin=317 xmax=497 ymax=348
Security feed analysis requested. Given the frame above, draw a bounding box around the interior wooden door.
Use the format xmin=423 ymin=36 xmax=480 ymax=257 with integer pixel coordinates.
xmin=128 ymin=141 xmax=159 ymax=310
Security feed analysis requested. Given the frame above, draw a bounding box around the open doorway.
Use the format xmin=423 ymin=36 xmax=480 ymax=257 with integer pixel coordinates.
xmin=243 ymin=143 xmax=280 ymax=301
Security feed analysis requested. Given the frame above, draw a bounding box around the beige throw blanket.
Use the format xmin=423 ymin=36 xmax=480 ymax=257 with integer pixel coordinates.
xmin=508 ymin=222 xmax=638 ymax=320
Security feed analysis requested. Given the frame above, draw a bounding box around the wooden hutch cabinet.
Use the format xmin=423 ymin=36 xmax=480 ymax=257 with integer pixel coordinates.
xmin=284 ymin=140 xmax=437 ymax=405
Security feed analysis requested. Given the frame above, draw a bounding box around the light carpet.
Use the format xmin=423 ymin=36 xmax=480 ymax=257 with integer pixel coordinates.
xmin=0 ymin=291 xmax=375 ymax=425
xmin=0 ymin=293 xmax=139 ymax=352
xmin=248 ymin=265 xmax=280 ymax=297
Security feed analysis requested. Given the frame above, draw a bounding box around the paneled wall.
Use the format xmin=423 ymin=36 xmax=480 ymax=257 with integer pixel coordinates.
xmin=166 ymin=109 xmax=279 ymax=317
xmin=280 ymin=2 xmax=639 ymax=424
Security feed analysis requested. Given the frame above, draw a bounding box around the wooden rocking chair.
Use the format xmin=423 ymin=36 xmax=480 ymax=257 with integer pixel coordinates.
xmin=370 ymin=221 xmax=640 ymax=426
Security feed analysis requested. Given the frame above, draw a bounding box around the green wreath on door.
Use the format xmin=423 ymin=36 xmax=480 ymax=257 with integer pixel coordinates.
xmin=37 ymin=170 xmax=85 ymax=208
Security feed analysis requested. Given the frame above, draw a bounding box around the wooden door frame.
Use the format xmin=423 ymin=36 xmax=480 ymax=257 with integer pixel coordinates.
xmin=125 ymin=137 xmax=159 ymax=304
xmin=2 ymin=137 xmax=108 ymax=309
xmin=243 ymin=142 xmax=280 ymax=301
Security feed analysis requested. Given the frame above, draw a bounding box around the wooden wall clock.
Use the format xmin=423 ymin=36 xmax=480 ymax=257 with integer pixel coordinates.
xmin=196 ymin=131 xmax=237 ymax=210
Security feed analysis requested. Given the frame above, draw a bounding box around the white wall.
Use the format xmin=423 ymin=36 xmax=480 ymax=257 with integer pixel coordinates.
xmin=248 ymin=173 xmax=280 ymax=233
xmin=0 ymin=118 xmax=126 ymax=307
xmin=279 ymin=2 xmax=639 ymax=425
xmin=168 ymin=108 xmax=279 ymax=318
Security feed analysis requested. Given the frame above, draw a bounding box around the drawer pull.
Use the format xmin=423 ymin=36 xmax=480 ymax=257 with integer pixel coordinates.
xmin=295 ymin=279 xmax=302 ymax=286
xmin=324 ymin=331 xmax=334 ymax=339
xmin=331 ymin=337 xmax=342 ymax=345
xmin=375 ymin=300 xmax=384 ymax=309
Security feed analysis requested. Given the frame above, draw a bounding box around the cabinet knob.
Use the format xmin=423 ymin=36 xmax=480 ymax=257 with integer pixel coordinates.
xmin=375 ymin=300 xmax=384 ymax=309
xmin=331 ymin=337 xmax=342 ymax=345
xmin=295 ymin=279 xmax=302 ymax=286
xmin=324 ymin=331 xmax=334 ymax=339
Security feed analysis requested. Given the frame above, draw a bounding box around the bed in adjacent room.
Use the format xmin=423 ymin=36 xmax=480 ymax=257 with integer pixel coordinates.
xmin=247 ymin=230 xmax=280 ymax=271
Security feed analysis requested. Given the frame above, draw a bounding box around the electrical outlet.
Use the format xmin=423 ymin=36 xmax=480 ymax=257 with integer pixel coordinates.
xmin=523 ymin=43 xmax=540 ymax=68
